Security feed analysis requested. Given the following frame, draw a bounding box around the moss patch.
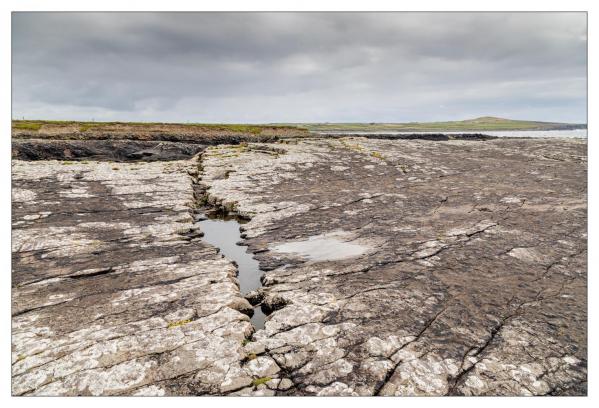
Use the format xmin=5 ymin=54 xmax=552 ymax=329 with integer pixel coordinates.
xmin=167 ymin=319 xmax=192 ymax=329
xmin=80 ymin=123 xmax=105 ymax=132
xmin=371 ymin=151 xmax=385 ymax=160
xmin=12 ymin=122 xmax=42 ymax=131
xmin=252 ymin=377 xmax=272 ymax=387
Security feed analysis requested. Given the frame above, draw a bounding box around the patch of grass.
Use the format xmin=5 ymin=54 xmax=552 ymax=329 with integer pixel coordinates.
xmin=339 ymin=138 xmax=365 ymax=152
xmin=61 ymin=161 xmax=75 ymax=165
xmin=12 ymin=120 xmax=305 ymax=133
xmin=11 ymin=120 xmax=309 ymax=143
xmin=167 ymin=319 xmax=192 ymax=329
xmin=252 ymin=377 xmax=272 ymax=387
xmin=185 ymin=124 xmax=265 ymax=134
xmin=188 ymin=123 xmax=305 ymax=134
xmin=80 ymin=123 xmax=105 ymax=132
xmin=12 ymin=121 xmax=42 ymax=131
xmin=371 ymin=151 xmax=385 ymax=160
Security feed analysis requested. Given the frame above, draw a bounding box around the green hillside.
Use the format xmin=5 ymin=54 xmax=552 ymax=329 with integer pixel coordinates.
xmin=293 ymin=117 xmax=586 ymax=132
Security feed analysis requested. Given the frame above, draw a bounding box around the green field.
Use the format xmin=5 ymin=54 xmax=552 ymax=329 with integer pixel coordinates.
xmin=12 ymin=117 xmax=586 ymax=134
xmin=285 ymin=117 xmax=586 ymax=132
xmin=11 ymin=120 xmax=305 ymax=134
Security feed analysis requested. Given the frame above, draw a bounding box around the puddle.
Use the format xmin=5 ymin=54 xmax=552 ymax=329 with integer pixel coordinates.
xmin=197 ymin=213 xmax=267 ymax=329
xmin=271 ymin=231 xmax=370 ymax=262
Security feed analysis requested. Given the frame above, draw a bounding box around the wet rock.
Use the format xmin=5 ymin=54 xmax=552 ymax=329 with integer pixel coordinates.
xmin=227 ymin=297 xmax=254 ymax=316
xmin=245 ymin=289 xmax=264 ymax=306
xmin=270 ymin=231 xmax=372 ymax=262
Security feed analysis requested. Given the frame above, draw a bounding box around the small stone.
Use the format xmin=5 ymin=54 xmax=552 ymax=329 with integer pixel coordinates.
xmin=244 ymin=341 xmax=266 ymax=355
xmin=227 ymin=297 xmax=254 ymax=315
xmin=220 ymin=375 xmax=253 ymax=393
xmin=265 ymin=378 xmax=280 ymax=389
xmin=277 ymin=378 xmax=293 ymax=390
xmin=245 ymin=356 xmax=280 ymax=378
xmin=227 ymin=386 xmax=255 ymax=396
xmin=245 ymin=289 xmax=264 ymax=306
xmin=254 ymin=388 xmax=276 ymax=396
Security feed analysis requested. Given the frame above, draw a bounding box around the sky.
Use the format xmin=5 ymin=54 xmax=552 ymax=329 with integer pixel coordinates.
xmin=12 ymin=12 xmax=587 ymax=124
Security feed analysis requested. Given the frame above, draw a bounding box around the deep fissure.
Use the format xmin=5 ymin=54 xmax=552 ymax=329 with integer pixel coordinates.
xmin=193 ymin=153 xmax=269 ymax=330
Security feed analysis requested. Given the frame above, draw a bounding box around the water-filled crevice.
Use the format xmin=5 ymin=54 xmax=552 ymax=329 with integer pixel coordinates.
xmin=196 ymin=211 xmax=268 ymax=329
xmin=192 ymin=155 xmax=269 ymax=329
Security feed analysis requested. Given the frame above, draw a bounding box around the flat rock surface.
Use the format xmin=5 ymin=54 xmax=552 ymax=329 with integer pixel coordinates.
xmin=12 ymin=137 xmax=587 ymax=396
xmin=11 ymin=158 xmax=258 ymax=395
xmin=200 ymin=138 xmax=587 ymax=396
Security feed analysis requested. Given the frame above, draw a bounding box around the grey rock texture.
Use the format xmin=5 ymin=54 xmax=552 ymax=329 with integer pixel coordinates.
xmin=11 ymin=158 xmax=260 ymax=395
xmin=200 ymin=138 xmax=587 ymax=396
xmin=12 ymin=136 xmax=587 ymax=395
xmin=12 ymin=139 xmax=205 ymax=162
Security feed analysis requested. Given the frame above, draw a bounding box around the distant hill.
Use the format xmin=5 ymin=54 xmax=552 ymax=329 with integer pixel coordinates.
xmin=295 ymin=117 xmax=587 ymax=132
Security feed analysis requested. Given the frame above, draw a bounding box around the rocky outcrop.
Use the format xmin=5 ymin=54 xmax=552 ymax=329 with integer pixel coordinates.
xmin=11 ymin=158 xmax=264 ymax=395
xmin=199 ymin=137 xmax=587 ymax=396
xmin=11 ymin=136 xmax=587 ymax=395
xmin=12 ymin=139 xmax=205 ymax=162
xmin=314 ymin=133 xmax=497 ymax=141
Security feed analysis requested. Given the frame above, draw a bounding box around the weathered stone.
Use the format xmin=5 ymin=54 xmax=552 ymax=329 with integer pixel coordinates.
xmin=277 ymin=378 xmax=294 ymax=390
xmin=200 ymin=137 xmax=587 ymax=396
xmin=12 ymin=136 xmax=587 ymax=396
xmin=219 ymin=375 xmax=253 ymax=394
xmin=245 ymin=289 xmax=264 ymax=305
xmin=244 ymin=356 xmax=281 ymax=378
xmin=244 ymin=341 xmax=266 ymax=356
xmin=11 ymin=158 xmax=253 ymax=396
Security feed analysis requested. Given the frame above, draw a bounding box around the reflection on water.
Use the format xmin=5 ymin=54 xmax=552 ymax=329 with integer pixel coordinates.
xmin=271 ymin=231 xmax=370 ymax=262
xmin=198 ymin=214 xmax=267 ymax=329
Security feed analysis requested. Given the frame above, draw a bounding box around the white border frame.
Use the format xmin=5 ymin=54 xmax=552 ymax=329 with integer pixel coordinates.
xmin=1 ymin=2 xmax=594 ymax=408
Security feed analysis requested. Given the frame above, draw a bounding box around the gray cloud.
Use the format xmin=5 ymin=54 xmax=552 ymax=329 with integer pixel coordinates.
xmin=12 ymin=12 xmax=587 ymax=123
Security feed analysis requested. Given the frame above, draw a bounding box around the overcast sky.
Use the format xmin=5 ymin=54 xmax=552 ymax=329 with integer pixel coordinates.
xmin=12 ymin=12 xmax=587 ymax=123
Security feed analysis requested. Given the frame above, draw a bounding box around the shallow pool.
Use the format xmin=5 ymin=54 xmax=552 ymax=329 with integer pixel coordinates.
xmin=198 ymin=214 xmax=267 ymax=329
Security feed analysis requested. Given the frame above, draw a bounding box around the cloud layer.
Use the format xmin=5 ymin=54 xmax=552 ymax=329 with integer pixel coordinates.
xmin=12 ymin=12 xmax=587 ymax=123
